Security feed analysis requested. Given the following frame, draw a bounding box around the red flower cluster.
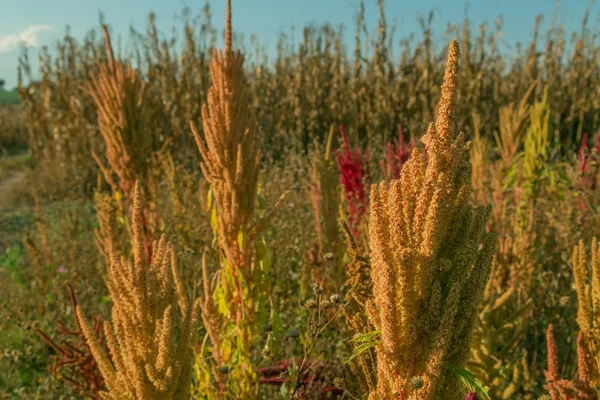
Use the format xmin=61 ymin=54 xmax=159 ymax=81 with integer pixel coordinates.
xmin=576 ymin=132 xmax=600 ymax=222
xmin=578 ymin=133 xmax=600 ymax=192
xmin=335 ymin=125 xmax=369 ymax=234
xmin=578 ymin=132 xmax=600 ymax=177
xmin=35 ymin=284 xmax=106 ymax=398
xmin=257 ymin=359 xmax=343 ymax=396
xmin=381 ymin=124 xmax=415 ymax=180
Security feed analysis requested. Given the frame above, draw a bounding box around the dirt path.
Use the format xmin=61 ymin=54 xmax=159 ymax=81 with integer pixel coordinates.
xmin=0 ymin=169 xmax=28 ymax=211
xmin=0 ymin=154 xmax=32 ymax=253
xmin=0 ymin=151 xmax=30 ymax=207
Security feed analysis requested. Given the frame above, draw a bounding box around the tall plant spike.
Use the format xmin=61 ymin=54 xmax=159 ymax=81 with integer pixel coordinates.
xmin=87 ymin=25 xmax=151 ymax=197
xmin=190 ymin=0 xmax=261 ymax=271
xmin=544 ymin=324 xmax=592 ymax=399
xmin=189 ymin=2 xmax=264 ymax=397
xmin=572 ymin=237 xmax=600 ymax=387
xmin=366 ymin=40 xmax=496 ymax=399
xmin=76 ymin=182 xmax=200 ymax=400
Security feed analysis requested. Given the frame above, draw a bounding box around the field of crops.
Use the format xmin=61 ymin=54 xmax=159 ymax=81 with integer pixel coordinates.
xmin=1 ymin=1 xmax=600 ymax=399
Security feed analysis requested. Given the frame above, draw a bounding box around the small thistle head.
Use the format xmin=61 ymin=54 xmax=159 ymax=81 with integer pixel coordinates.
xmin=305 ymin=299 xmax=317 ymax=310
xmin=287 ymin=329 xmax=300 ymax=339
xmin=261 ymin=347 xmax=272 ymax=359
xmin=333 ymin=377 xmax=345 ymax=389
xmin=410 ymin=376 xmax=424 ymax=390
xmin=330 ymin=294 xmax=341 ymax=304
xmin=313 ymin=283 xmax=323 ymax=295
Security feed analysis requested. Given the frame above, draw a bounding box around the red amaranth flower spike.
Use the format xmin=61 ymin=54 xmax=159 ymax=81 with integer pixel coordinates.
xmin=577 ymin=132 xmax=600 ymax=221
xmin=257 ymin=359 xmax=343 ymax=396
xmin=335 ymin=125 xmax=369 ymax=236
xmin=35 ymin=283 xmax=106 ymax=398
xmin=140 ymin=209 xmax=153 ymax=264
xmin=579 ymin=133 xmax=589 ymax=174
xmin=381 ymin=124 xmax=415 ymax=180
xmin=578 ymin=132 xmax=600 ymax=175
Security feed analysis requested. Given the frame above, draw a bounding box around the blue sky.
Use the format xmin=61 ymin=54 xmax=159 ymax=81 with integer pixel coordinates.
xmin=0 ymin=0 xmax=597 ymax=89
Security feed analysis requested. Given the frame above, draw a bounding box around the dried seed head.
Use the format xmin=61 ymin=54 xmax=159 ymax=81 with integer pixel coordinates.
xmin=333 ymin=377 xmax=345 ymax=389
xmin=305 ymin=299 xmax=317 ymax=310
xmin=330 ymin=294 xmax=342 ymax=304
xmin=324 ymin=252 xmax=334 ymax=261
xmin=313 ymin=283 xmax=323 ymax=295
xmin=410 ymin=376 xmax=424 ymax=390
xmin=261 ymin=348 xmax=271 ymax=359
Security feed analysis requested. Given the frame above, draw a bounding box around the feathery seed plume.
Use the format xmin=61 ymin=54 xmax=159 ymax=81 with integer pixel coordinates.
xmin=77 ymin=182 xmax=200 ymax=399
xmin=190 ymin=0 xmax=260 ymax=271
xmin=365 ymin=40 xmax=496 ymax=399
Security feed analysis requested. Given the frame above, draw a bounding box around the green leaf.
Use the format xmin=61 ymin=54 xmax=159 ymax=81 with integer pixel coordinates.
xmin=257 ymin=237 xmax=272 ymax=276
xmin=448 ymin=365 xmax=491 ymax=400
xmin=210 ymin=205 xmax=218 ymax=231
xmin=279 ymin=382 xmax=289 ymax=398
xmin=257 ymin=194 xmax=267 ymax=210
xmin=237 ymin=229 xmax=247 ymax=251
xmin=215 ymin=280 xmax=230 ymax=316
xmin=343 ymin=330 xmax=381 ymax=364
xmin=206 ymin=185 xmax=213 ymax=212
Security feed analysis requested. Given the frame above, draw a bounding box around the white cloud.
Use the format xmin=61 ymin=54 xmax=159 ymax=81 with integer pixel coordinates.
xmin=0 ymin=25 xmax=54 ymax=54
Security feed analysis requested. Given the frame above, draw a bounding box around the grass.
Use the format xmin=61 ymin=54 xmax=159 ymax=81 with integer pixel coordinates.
xmin=0 ymin=151 xmax=30 ymax=172
xmin=0 ymin=89 xmax=20 ymax=105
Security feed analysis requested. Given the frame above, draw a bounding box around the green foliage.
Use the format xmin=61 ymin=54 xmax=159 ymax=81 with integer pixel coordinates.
xmin=0 ymin=245 xmax=24 ymax=286
xmin=0 ymin=89 xmax=20 ymax=105
xmin=343 ymin=330 xmax=381 ymax=364
xmin=448 ymin=365 xmax=491 ymax=400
